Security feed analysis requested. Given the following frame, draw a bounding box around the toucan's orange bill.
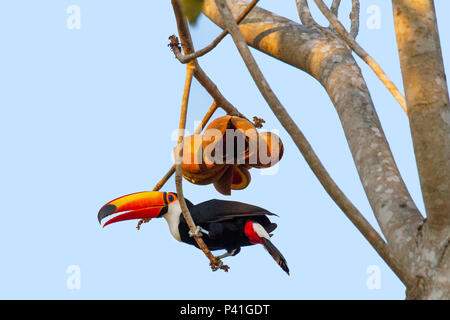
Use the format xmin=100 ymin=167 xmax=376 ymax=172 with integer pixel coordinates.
xmin=97 ymin=191 xmax=176 ymax=227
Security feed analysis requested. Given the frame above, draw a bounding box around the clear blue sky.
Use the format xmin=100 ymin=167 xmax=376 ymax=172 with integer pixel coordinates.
xmin=0 ymin=0 xmax=448 ymax=299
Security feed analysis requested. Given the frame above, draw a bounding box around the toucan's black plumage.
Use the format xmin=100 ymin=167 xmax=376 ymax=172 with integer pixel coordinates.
xmin=180 ymin=199 xmax=278 ymax=251
xmin=98 ymin=191 xmax=289 ymax=274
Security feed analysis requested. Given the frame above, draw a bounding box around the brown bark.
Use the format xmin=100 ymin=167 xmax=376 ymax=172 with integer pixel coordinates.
xmin=392 ymin=0 xmax=450 ymax=299
xmin=163 ymin=0 xmax=450 ymax=298
xmin=314 ymin=0 xmax=407 ymax=113
xmin=202 ymin=0 xmax=427 ymax=296
xmin=212 ymin=0 xmax=413 ymax=288
xmin=392 ymin=0 xmax=450 ymax=230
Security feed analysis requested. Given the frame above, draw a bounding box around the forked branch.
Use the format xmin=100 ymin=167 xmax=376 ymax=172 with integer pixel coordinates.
xmin=313 ymin=0 xmax=407 ymax=113
xmin=330 ymin=0 xmax=341 ymax=17
xmin=213 ymin=0 xmax=413 ymax=286
xmin=174 ymin=62 xmax=229 ymax=272
xmin=137 ymin=102 xmax=219 ymax=230
xmin=296 ymin=0 xmax=318 ymax=26
xmin=174 ymin=0 xmax=260 ymax=63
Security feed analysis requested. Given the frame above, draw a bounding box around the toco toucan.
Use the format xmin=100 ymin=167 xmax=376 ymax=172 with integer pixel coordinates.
xmin=98 ymin=191 xmax=289 ymax=275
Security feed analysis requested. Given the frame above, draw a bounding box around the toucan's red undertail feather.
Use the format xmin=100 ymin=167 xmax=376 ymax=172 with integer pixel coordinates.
xmin=244 ymin=221 xmax=264 ymax=244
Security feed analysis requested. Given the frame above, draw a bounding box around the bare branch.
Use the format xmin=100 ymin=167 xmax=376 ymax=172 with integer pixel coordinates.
xmin=153 ymin=102 xmax=218 ymax=191
xmin=349 ymin=0 xmax=360 ymax=39
xmin=137 ymin=102 xmax=220 ymax=230
xmin=152 ymin=166 xmax=175 ymax=193
xmin=194 ymin=66 xmax=244 ymax=117
xmin=169 ymin=6 xmax=243 ymax=118
xmin=175 ymin=0 xmax=260 ymax=64
xmin=330 ymin=0 xmax=341 ymax=17
xmin=296 ymin=0 xmax=318 ymax=26
xmin=174 ymin=61 xmax=229 ymax=272
xmin=165 ymin=0 xmax=232 ymax=271
xmin=212 ymin=0 xmax=414 ymax=287
xmin=392 ymin=0 xmax=450 ymax=232
xmin=203 ymin=0 xmax=423 ymax=283
xmin=313 ymin=0 xmax=407 ymax=113
xmin=392 ymin=0 xmax=450 ymax=299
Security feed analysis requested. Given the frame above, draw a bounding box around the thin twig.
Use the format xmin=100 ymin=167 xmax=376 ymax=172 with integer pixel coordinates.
xmin=330 ymin=0 xmax=341 ymax=17
xmin=213 ymin=0 xmax=413 ymax=286
xmin=349 ymin=0 xmax=360 ymax=39
xmin=313 ymin=0 xmax=407 ymax=113
xmin=296 ymin=0 xmax=318 ymax=26
xmin=157 ymin=102 xmax=219 ymax=186
xmin=152 ymin=167 xmax=176 ymax=192
xmin=194 ymin=65 xmax=244 ymax=117
xmin=175 ymin=0 xmax=260 ymax=64
xmin=194 ymin=101 xmax=220 ymax=134
xmin=169 ymin=1 xmax=244 ymax=118
xmin=137 ymin=101 xmax=219 ymax=230
xmin=174 ymin=62 xmax=228 ymax=272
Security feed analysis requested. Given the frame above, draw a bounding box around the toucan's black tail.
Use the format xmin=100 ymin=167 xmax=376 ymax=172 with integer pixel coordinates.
xmin=262 ymin=238 xmax=289 ymax=275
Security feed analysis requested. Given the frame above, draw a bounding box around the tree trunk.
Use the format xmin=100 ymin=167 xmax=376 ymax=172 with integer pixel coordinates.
xmin=392 ymin=0 xmax=450 ymax=300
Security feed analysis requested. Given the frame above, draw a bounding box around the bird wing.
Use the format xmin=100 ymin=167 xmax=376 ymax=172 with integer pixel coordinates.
xmin=186 ymin=199 xmax=278 ymax=224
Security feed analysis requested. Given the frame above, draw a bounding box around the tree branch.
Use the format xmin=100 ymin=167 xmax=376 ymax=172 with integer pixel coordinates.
xmin=296 ymin=0 xmax=318 ymax=26
xmin=392 ymin=0 xmax=450 ymax=232
xmin=392 ymin=0 xmax=450 ymax=299
xmin=202 ymin=0 xmax=423 ymax=278
xmin=137 ymin=101 xmax=220 ymax=230
xmin=174 ymin=61 xmax=229 ymax=272
xmin=212 ymin=0 xmax=414 ymax=287
xmin=170 ymin=0 xmax=242 ymax=118
xmin=152 ymin=166 xmax=176 ymax=192
xmin=174 ymin=0 xmax=259 ymax=63
xmin=349 ymin=0 xmax=360 ymax=39
xmin=313 ymin=0 xmax=406 ymax=113
xmin=330 ymin=0 xmax=341 ymax=17
xmin=154 ymin=102 xmax=219 ymax=192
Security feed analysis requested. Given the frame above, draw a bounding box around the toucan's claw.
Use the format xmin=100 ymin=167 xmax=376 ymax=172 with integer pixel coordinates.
xmin=136 ymin=218 xmax=151 ymax=230
xmin=189 ymin=226 xmax=209 ymax=238
xmin=188 ymin=226 xmax=201 ymax=237
xmin=211 ymin=259 xmax=223 ymax=272
xmin=211 ymin=260 xmax=230 ymax=272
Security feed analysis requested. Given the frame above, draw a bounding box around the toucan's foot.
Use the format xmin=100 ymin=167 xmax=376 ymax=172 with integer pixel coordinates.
xmin=189 ymin=226 xmax=210 ymax=238
xmin=210 ymin=258 xmax=230 ymax=272
xmin=214 ymin=249 xmax=237 ymax=260
xmin=136 ymin=218 xmax=151 ymax=230
xmin=211 ymin=259 xmax=224 ymax=272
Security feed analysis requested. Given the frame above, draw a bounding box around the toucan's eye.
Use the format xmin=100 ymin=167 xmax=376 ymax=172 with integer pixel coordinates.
xmin=168 ymin=194 xmax=174 ymax=202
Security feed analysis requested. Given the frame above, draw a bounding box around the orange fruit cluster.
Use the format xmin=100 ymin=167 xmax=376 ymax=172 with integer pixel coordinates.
xmin=177 ymin=116 xmax=283 ymax=195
